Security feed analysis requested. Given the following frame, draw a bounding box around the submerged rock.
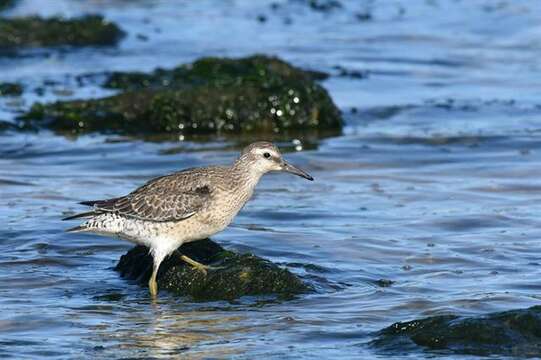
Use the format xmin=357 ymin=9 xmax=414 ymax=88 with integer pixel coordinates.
xmin=372 ymin=306 xmax=541 ymax=357
xmin=308 ymin=0 xmax=343 ymax=12
xmin=0 ymin=15 xmax=124 ymax=49
xmin=115 ymin=238 xmax=311 ymax=301
xmin=20 ymin=55 xmax=342 ymax=135
xmin=0 ymin=82 xmax=22 ymax=96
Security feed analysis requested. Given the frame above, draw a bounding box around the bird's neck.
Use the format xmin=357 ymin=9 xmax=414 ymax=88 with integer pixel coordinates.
xmin=231 ymin=159 xmax=264 ymax=193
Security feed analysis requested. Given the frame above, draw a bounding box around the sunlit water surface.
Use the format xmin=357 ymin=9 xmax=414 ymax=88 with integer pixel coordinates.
xmin=1 ymin=1 xmax=541 ymax=358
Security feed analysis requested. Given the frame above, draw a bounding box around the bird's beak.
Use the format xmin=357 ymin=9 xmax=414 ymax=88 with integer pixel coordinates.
xmin=282 ymin=161 xmax=314 ymax=181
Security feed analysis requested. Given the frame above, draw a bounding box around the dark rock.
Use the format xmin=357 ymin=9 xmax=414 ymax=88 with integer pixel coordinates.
xmin=0 ymin=120 xmax=15 ymax=131
xmin=372 ymin=306 xmax=541 ymax=357
xmin=0 ymin=15 xmax=124 ymax=49
xmin=20 ymin=55 xmax=342 ymax=136
xmin=115 ymin=238 xmax=311 ymax=301
xmin=333 ymin=65 xmax=369 ymax=79
xmin=355 ymin=12 xmax=372 ymax=21
xmin=135 ymin=33 xmax=148 ymax=41
xmin=0 ymin=0 xmax=15 ymax=11
xmin=0 ymin=82 xmax=22 ymax=96
xmin=103 ymin=55 xmax=329 ymax=90
xmin=374 ymin=279 xmax=394 ymax=287
xmin=308 ymin=0 xmax=342 ymax=12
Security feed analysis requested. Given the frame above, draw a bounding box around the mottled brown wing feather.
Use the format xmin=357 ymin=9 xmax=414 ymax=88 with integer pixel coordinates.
xmin=86 ymin=171 xmax=212 ymax=222
xmin=111 ymin=191 xmax=205 ymax=221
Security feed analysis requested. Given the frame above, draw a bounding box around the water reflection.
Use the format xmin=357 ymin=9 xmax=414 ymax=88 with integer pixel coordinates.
xmin=86 ymin=303 xmax=246 ymax=358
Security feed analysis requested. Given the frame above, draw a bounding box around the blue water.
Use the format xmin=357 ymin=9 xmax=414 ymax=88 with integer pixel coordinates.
xmin=1 ymin=1 xmax=541 ymax=358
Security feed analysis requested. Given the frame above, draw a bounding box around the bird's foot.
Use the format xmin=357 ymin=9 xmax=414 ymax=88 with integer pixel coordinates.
xmin=177 ymin=252 xmax=221 ymax=275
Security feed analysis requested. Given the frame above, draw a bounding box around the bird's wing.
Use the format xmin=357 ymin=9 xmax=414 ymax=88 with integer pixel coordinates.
xmin=82 ymin=171 xmax=212 ymax=222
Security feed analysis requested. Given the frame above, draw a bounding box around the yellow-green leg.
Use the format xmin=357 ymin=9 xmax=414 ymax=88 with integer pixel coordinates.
xmin=148 ymin=269 xmax=158 ymax=298
xmin=148 ymin=255 xmax=164 ymax=298
xmin=176 ymin=251 xmax=210 ymax=275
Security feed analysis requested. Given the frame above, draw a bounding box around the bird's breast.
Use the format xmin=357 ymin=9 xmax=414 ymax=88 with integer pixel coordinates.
xmin=202 ymin=187 xmax=253 ymax=228
xmin=168 ymin=186 xmax=255 ymax=243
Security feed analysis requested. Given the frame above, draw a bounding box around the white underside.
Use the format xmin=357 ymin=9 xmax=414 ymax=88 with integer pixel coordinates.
xmin=81 ymin=213 xmax=225 ymax=266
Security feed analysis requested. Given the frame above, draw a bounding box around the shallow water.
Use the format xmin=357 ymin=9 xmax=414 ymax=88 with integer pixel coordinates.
xmin=1 ymin=0 xmax=541 ymax=358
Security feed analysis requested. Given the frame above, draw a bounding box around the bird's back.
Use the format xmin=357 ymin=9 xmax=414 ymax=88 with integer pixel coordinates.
xmin=64 ymin=164 xmax=254 ymax=238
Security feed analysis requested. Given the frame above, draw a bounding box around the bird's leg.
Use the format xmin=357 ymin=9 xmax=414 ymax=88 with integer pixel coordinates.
xmin=148 ymin=268 xmax=158 ymax=298
xmin=148 ymin=255 xmax=164 ymax=298
xmin=174 ymin=250 xmax=210 ymax=275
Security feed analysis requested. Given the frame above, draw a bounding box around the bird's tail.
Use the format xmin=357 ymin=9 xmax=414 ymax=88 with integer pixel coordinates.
xmin=63 ymin=210 xmax=98 ymax=233
xmin=62 ymin=211 xmax=96 ymax=221
xmin=65 ymin=224 xmax=89 ymax=233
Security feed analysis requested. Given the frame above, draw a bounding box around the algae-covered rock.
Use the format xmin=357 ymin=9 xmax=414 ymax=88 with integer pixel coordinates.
xmin=0 ymin=82 xmax=22 ymax=96
xmin=0 ymin=0 xmax=15 ymax=11
xmin=372 ymin=306 xmax=541 ymax=357
xmin=21 ymin=55 xmax=342 ymax=135
xmin=0 ymin=15 xmax=124 ymax=48
xmin=104 ymin=55 xmax=329 ymax=90
xmin=115 ymin=238 xmax=311 ymax=301
xmin=0 ymin=120 xmax=15 ymax=131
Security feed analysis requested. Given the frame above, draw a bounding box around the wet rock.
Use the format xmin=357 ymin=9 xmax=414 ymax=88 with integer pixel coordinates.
xmin=103 ymin=55 xmax=329 ymax=89
xmin=333 ymin=65 xmax=369 ymax=79
xmin=21 ymin=55 xmax=341 ymax=135
xmin=0 ymin=0 xmax=15 ymax=11
xmin=308 ymin=0 xmax=342 ymax=12
xmin=0 ymin=15 xmax=124 ymax=49
xmin=0 ymin=82 xmax=22 ymax=96
xmin=0 ymin=120 xmax=15 ymax=131
xmin=355 ymin=12 xmax=372 ymax=21
xmin=373 ymin=278 xmax=394 ymax=287
xmin=115 ymin=238 xmax=311 ymax=301
xmin=372 ymin=306 xmax=541 ymax=357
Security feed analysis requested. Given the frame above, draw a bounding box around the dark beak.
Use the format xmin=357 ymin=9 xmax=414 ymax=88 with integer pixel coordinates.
xmin=282 ymin=161 xmax=314 ymax=181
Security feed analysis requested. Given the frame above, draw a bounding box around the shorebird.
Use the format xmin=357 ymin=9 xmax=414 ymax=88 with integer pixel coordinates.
xmin=63 ymin=142 xmax=313 ymax=297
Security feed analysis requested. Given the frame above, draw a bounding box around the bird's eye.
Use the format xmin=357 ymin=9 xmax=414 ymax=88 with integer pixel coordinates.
xmin=263 ymin=152 xmax=271 ymax=159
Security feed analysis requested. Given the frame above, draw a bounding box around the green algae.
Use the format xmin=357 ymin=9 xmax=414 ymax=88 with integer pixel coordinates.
xmin=115 ymin=239 xmax=311 ymax=301
xmin=0 ymin=82 xmax=22 ymax=96
xmin=104 ymin=55 xmax=329 ymax=90
xmin=21 ymin=55 xmax=342 ymax=136
xmin=0 ymin=15 xmax=124 ymax=48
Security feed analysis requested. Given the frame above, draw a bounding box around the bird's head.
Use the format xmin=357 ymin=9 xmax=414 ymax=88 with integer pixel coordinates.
xmin=237 ymin=141 xmax=313 ymax=181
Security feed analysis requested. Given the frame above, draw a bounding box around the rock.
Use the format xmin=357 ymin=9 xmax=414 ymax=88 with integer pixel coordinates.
xmin=0 ymin=120 xmax=15 ymax=131
xmin=0 ymin=0 xmax=15 ymax=11
xmin=0 ymin=15 xmax=124 ymax=49
xmin=104 ymin=55 xmax=330 ymax=89
xmin=20 ymin=55 xmax=342 ymax=136
xmin=115 ymin=238 xmax=311 ymax=301
xmin=355 ymin=12 xmax=373 ymax=21
xmin=333 ymin=65 xmax=369 ymax=79
xmin=308 ymin=0 xmax=342 ymax=12
xmin=0 ymin=82 xmax=22 ymax=96
xmin=372 ymin=306 xmax=541 ymax=357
